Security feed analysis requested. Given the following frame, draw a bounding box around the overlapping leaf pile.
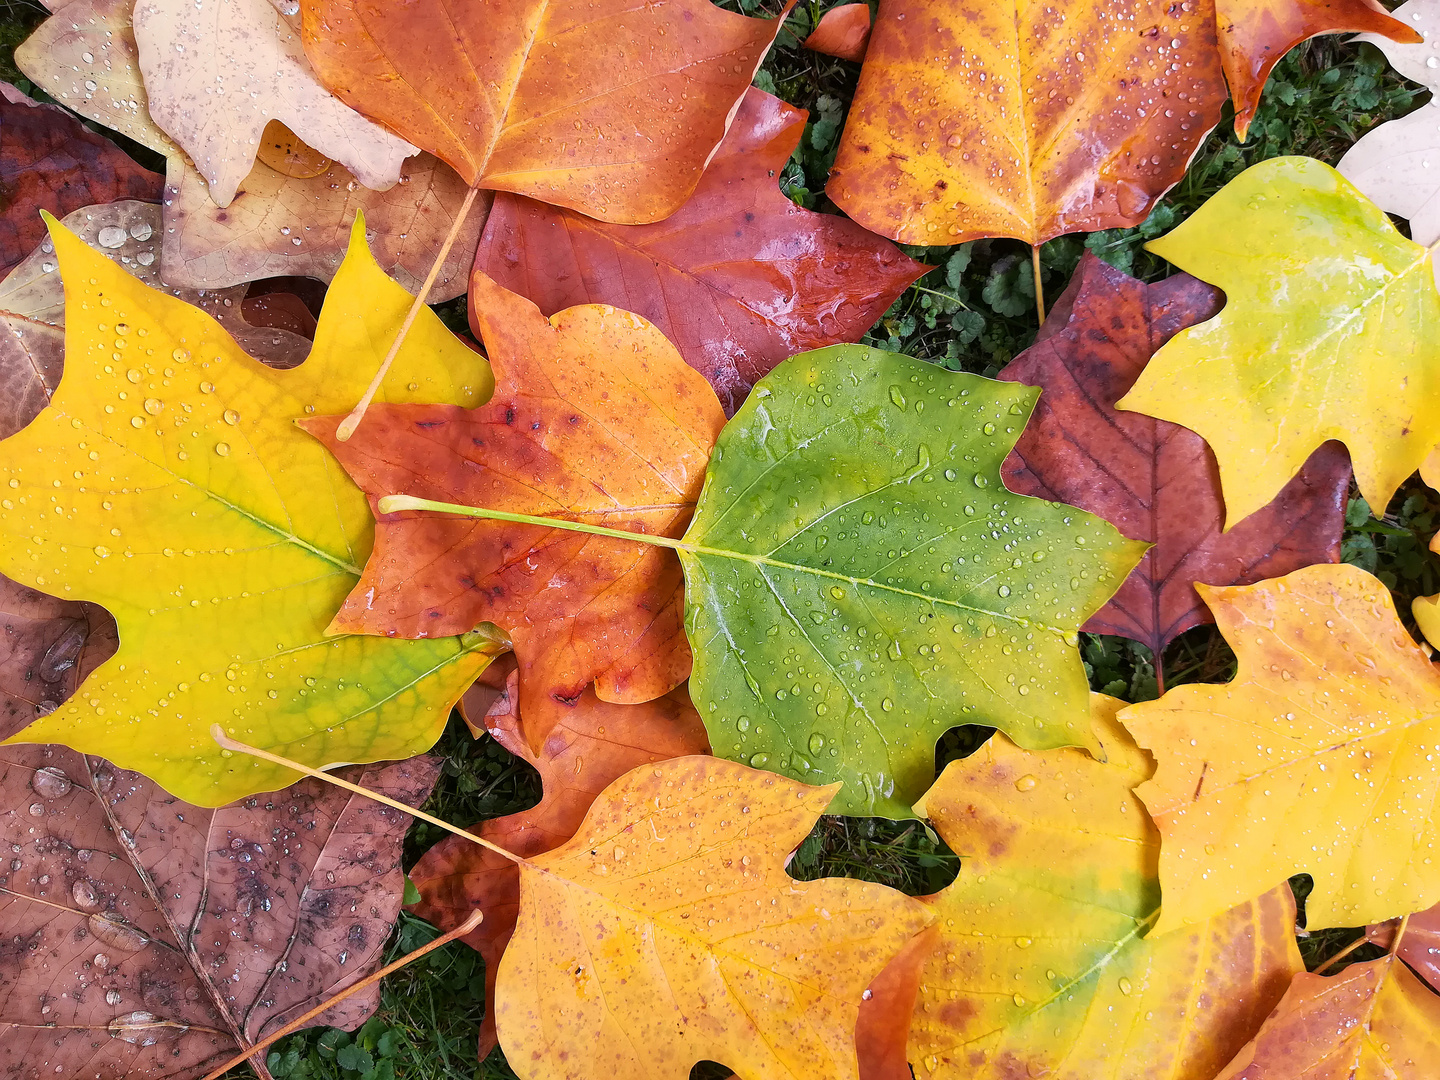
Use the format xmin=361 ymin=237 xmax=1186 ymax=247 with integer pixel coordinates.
xmin=4 ymin=0 xmax=1440 ymax=1077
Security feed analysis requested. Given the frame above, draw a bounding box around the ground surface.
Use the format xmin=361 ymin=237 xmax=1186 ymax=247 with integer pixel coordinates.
xmin=2 ymin=0 xmax=1438 ymax=1076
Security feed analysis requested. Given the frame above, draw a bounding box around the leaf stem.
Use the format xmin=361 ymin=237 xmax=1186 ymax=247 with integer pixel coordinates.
xmin=195 ymin=907 xmax=485 ymax=1080
xmin=377 ymin=494 xmax=692 ymax=551
xmin=336 ymin=185 xmax=482 ymax=443
xmin=1311 ymin=933 xmax=1369 ymax=975
xmin=1031 ymin=244 xmax=1046 ymax=324
xmin=208 ymin=726 xmax=521 ymax=865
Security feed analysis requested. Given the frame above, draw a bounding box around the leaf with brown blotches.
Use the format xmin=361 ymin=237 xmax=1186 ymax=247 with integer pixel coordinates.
xmin=494 ymin=755 xmax=932 ymax=1080
xmin=0 ymin=745 xmax=439 ymax=1079
xmin=474 ymin=87 xmax=924 ymax=414
xmin=998 ymin=253 xmax=1351 ymax=662
xmin=303 ymin=276 xmax=726 ymax=746
xmin=1368 ymin=904 xmax=1440 ymax=995
xmin=132 ymin=0 xmax=415 ymax=206
xmin=0 ymin=83 xmax=161 ymax=277
xmin=1211 ymin=955 xmax=1440 ymax=1079
xmin=298 ymin=0 xmax=791 ymax=224
xmin=803 ymin=4 xmax=871 ymax=62
xmin=409 ymin=664 xmax=709 ymax=1058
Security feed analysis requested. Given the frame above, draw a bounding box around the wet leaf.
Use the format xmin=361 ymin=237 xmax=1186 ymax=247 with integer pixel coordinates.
xmin=826 ymin=0 xmax=1229 ymax=245
xmin=132 ymin=0 xmax=415 ymax=206
xmin=409 ymin=663 xmax=709 ymax=1058
xmin=298 ymin=0 xmax=790 ymax=223
xmin=1121 ymin=563 xmax=1440 ymax=934
xmin=680 ymin=346 xmax=1144 ymax=816
xmin=0 ymin=580 xmax=115 ymax=739
xmin=802 ymin=4 xmax=871 ymax=62
xmin=474 ymin=87 xmax=926 ymax=414
xmin=0 ymin=83 xmax=161 ymax=277
xmin=1211 ymin=956 xmax=1440 ymax=1079
xmin=1118 ymin=157 xmax=1440 ymax=530
xmin=1368 ymin=903 xmax=1440 ymax=994
xmin=0 ymin=744 xmax=438 ymax=1079
xmin=494 ymin=755 xmax=933 ymax=1080
xmin=907 ymin=697 xmax=1302 ymax=1080
xmin=304 ymin=275 xmax=726 ymax=745
xmin=999 ymin=253 xmax=1351 ymax=660
xmin=16 ymin=0 xmax=480 ymax=298
xmin=0 ymin=216 xmax=497 ymax=805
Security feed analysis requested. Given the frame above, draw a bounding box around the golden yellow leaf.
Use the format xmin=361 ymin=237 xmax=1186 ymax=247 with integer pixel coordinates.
xmin=495 ymin=756 xmax=932 ymax=1080
xmin=907 ymin=696 xmax=1301 ymax=1080
xmin=1122 ymin=563 xmax=1440 ymax=934
xmin=0 ymin=214 xmax=497 ymax=805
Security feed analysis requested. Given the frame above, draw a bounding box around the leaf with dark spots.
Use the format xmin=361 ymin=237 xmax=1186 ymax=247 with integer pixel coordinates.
xmin=0 ymin=745 xmax=439 ymax=1079
xmin=409 ymin=662 xmax=708 ymax=1058
xmin=473 ymin=88 xmax=925 ymax=414
xmin=998 ymin=253 xmax=1350 ymax=663
xmin=0 ymin=83 xmax=162 ymax=278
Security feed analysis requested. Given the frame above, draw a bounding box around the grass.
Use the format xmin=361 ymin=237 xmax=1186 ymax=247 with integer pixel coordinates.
xmin=2 ymin=1 xmax=1438 ymax=1076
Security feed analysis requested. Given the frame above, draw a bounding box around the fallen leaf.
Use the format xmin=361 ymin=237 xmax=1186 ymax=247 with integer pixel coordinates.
xmin=0 ymin=216 xmax=498 ymax=805
xmin=1368 ymin=904 xmax=1440 ymax=994
xmin=16 ymin=0 xmax=479 ymax=298
xmin=907 ymin=696 xmax=1302 ymax=1080
xmin=854 ymin=925 xmax=938 ymax=1080
xmin=1121 ymin=563 xmax=1440 ymax=934
xmin=303 ymin=275 xmax=726 ymax=743
xmin=494 ymin=755 xmax=933 ymax=1080
xmin=1219 ymin=0 xmax=1421 ymax=141
xmin=0 ymin=83 xmax=161 ymax=276
xmin=298 ymin=0 xmax=790 ymax=223
xmin=474 ymin=87 xmax=926 ymax=414
xmin=1337 ymin=0 xmax=1440 ymax=249
xmin=409 ymin=665 xmax=709 ymax=1059
xmin=0 ymin=744 xmax=438 ymax=1079
xmin=1118 ymin=156 xmax=1440 ymax=529
xmin=826 ymin=0 xmax=1228 ymax=245
xmin=679 ymin=347 xmax=1144 ymax=816
xmin=0 ymin=581 xmax=115 ymax=739
xmin=802 ymin=4 xmax=871 ymax=62
xmin=1211 ymin=956 xmax=1440 ymax=1079
xmin=999 ymin=252 xmax=1351 ymax=661
xmin=132 ymin=0 xmax=415 ymax=207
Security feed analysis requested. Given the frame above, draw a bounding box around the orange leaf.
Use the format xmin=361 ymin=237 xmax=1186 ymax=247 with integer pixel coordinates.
xmin=298 ymin=0 xmax=791 ymax=223
xmin=409 ymin=664 xmax=709 ymax=1058
xmin=303 ymin=277 xmax=726 ymax=744
xmin=803 ymin=4 xmax=872 ymax=62
xmin=1368 ymin=903 xmax=1440 ymax=995
xmin=855 ymin=925 xmax=939 ymax=1080
xmin=1218 ymin=0 xmax=1421 ymax=140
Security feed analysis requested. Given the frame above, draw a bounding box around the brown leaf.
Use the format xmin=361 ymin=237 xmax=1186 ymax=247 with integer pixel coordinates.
xmin=0 ymin=582 xmax=115 ymax=740
xmin=803 ymin=4 xmax=872 ymax=62
xmin=474 ymin=87 xmax=925 ymax=414
xmin=0 ymin=83 xmax=161 ymax=277
xmin=1368 ymin=904 xmax=1440 ymax=995
xmin=302 ymin=276 xmax=726 ymax=743
xmin=0 ymin=746 xmax=440 ymax=1079
xmin=998 ymin=253 xmax=1351 ymax=661
xmin=298 ymin=0 xmax=791 ymax=223
xmin=409 ymin=666 xmax=709 ymax=1058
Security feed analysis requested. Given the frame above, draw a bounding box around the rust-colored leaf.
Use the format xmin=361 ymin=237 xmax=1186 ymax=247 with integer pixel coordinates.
xmin=1368 ymin=904 xmax=1440 ymax=995
xmin=855 ymin=925 xmax=939 ymax=1080
xmin=999 ymin=253 xmax=1351 ymax=661
xmin=298 ymin=0 xmax=790 ymax=223
xmin=0 ymin=746 xmax=439 ymax=1079
xmin=475 ymin=87 xmax=925 ymax=414
xmin=1218 ymin=0 xmax=1421 ymax=140
xmin=1212 ymin=956 xmax=1440 ymax=1079
xmin=803 ymin=4 xmax=872 ymax=62
xmin=409 ymin=664 xmax=709 ymax=1058
xmin=826 ymin=0 xmax=1228 ymax=245
xmin=303 ymin=276 xmax=726 ymax=743
xmin=0 ymin=83 xmax=161 ymax=276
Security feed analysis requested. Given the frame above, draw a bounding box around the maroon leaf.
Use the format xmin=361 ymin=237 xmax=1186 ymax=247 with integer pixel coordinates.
xmin=473 ymin=87 xmax=926 ymax=414
xmin=0 ymin=746 xmax=439 ymax=1079
xmin=0 ymin=84 xmax=162 ymax=277
xmin=0 ymin=581 xmax=116 ymax=739
xmin=999 ymin=253 xmax=1351 ymax=663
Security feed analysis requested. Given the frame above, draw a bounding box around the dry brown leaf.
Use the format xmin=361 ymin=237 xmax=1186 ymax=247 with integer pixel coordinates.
xmin=0 ymin=581 xmax=115 ymax=740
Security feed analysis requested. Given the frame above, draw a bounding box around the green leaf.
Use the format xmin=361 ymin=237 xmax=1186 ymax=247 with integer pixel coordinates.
xmin=402 ymin=875 xmax=421 ymax=906
xmin=679 ymin=347 xmax=1145 ymax=816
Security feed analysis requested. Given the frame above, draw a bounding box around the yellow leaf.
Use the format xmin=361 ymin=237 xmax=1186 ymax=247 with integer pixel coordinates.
xmin=495 ymin=756 xmax=933 ymax=1080
xmin=0 ymin=214 xmax=497 ymax=805
xmin=1121 ymin=563 xmax=1440 ymax=934
xmin=906 ymin=696 xmax=1301 ymax=1080
xmin=1118 ymin=157 xmax=1440 ymax=528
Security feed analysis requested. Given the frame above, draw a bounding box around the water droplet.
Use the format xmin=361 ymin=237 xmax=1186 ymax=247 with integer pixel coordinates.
xmin=889 ymin=386 xmax=907 ymax=410
xmin=31 ymin=766 xmax=71 ymax=799
xmin=1118 ymin=977 xmax=1133 ymax=995
xmin=749 ymin=753 xmax=770 ymax=768
xmin=214 ymin=443 xmax=230 ymax=457
xmin=223 ymin=409 xmax=239 ymax=425
xmin=1014 ymin=774 xmax=1038 ymax=792
xmin=143 ymin=398 xmax=162 ymax=416
xmin=808 ymin=733 xmax=825 ymax=754
xmin=973 ymin=473 xmax=989 ymax=488
xmin=982 ymin=422 xmax=996 ymax=436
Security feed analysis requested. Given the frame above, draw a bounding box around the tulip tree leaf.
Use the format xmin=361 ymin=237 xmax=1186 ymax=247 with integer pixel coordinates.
xmin=679 ymin=346 xmax=1145 ymax=817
